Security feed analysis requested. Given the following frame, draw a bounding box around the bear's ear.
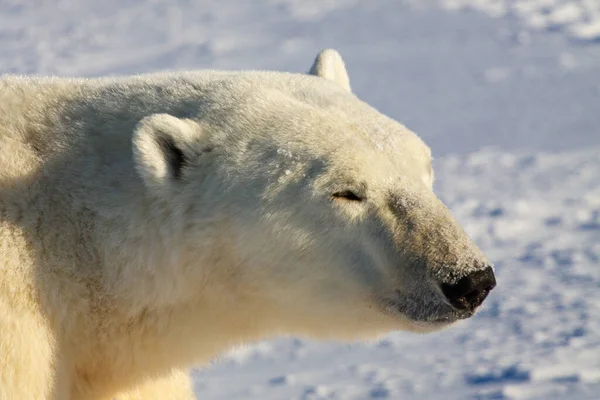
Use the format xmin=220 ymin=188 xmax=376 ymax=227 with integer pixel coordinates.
xmin=132 ymin=113 xmax=208 ymax=192
xmin=308 ymin=49 xmax=351 ymax=93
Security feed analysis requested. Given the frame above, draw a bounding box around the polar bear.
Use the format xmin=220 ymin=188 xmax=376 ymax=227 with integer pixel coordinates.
xmin=0 ymin=49 xmax=496 ymax=399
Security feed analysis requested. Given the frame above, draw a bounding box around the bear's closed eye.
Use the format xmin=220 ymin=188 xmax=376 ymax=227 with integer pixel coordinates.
xmin=332 ymin=190 xmax=364 ymax=201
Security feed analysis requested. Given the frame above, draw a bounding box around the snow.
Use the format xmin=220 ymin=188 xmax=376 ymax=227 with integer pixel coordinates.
xmin=437 ymin=0 xmax=600 ymax=41
xmin=2 ymin=0 xmax=599 ymax=399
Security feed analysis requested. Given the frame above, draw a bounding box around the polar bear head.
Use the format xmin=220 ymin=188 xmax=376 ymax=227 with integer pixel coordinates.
xmin=131 ymin=50 xmax=495 ymax=340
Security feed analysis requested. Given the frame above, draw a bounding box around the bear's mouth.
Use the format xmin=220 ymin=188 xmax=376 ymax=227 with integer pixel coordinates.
xmin=429 ymin=310 xmax=474 ymax=323
xmin=383 ymin=295 xmax=475 ymax=325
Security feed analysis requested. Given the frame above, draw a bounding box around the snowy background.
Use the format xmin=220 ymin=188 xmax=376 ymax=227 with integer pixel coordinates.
xmin=2 ymin=0 xmax=599 ymax=399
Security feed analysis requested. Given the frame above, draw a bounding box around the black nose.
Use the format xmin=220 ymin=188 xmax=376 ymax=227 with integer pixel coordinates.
xmin=441 ymin=266 xmax=496 ymax=311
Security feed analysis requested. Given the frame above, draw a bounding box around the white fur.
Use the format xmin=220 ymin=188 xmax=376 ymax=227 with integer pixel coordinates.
xmin=309 ymin=48 xmax=352 ymax=92
xmin=133 ymin=114 xmax=207 ymax=197
xmin=0 ymin=50 xmax=490 ymax=399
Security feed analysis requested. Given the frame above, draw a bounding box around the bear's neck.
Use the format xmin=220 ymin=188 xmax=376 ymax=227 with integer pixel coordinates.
xmin=44 ymin=187 xmax=279 ymax=394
